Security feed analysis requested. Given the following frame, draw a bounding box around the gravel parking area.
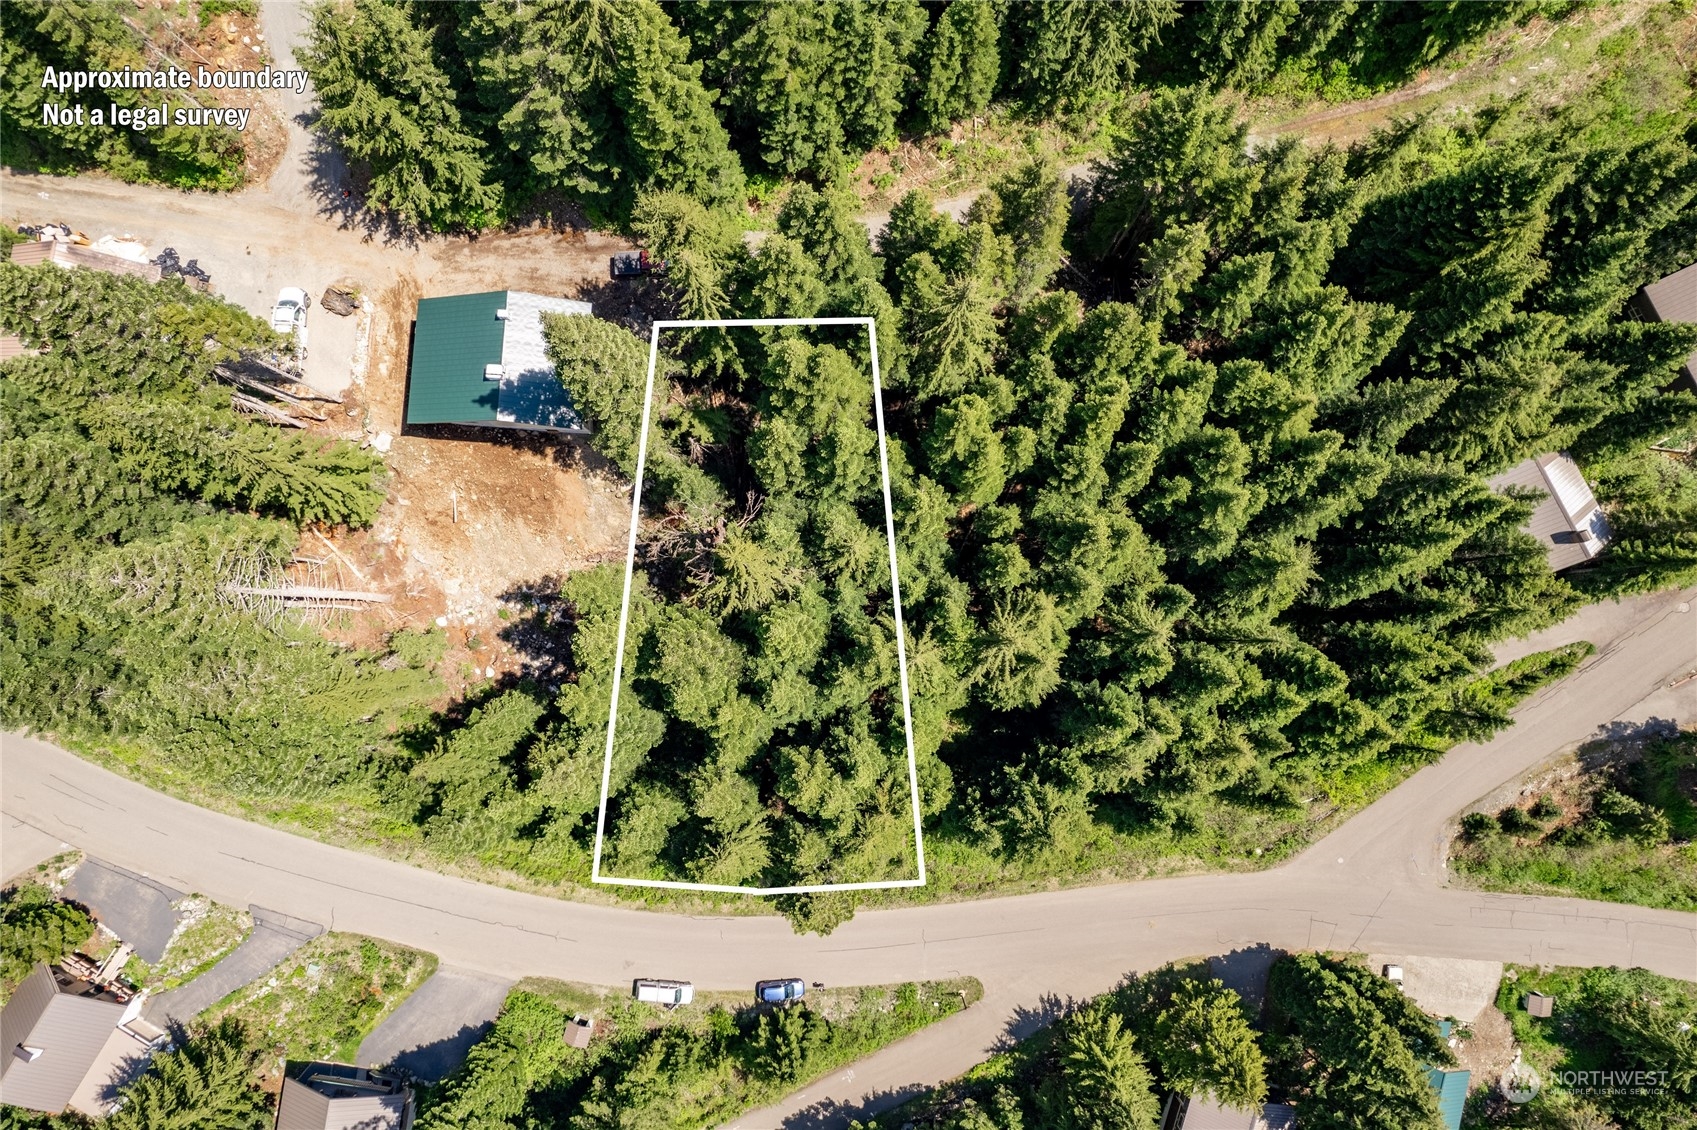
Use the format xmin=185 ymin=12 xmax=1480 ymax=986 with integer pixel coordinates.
xmin=1365 ymin=953 xmax=1504 ymax=1023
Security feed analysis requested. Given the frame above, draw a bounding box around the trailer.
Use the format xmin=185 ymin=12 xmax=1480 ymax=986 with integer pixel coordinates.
xmin=610 ymin=249 xmax=665 ymax=279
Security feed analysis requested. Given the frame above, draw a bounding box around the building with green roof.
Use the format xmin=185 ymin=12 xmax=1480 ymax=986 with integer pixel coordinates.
xmin=404 ymin=290 xmax=593 ymax=432
xmin=1424 ymin=1065 xmax=1469 ymax=1130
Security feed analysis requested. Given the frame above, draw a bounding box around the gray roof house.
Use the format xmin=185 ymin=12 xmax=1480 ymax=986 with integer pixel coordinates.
xmin=0 ymin=962 xmax=150 ymax=1116
xmin=276 ymin=1062 xmax=414 ymax=1130
xmin=1487 ymin=452 xmax=1612 ymax=571
xmin=403 ymin=290 xmax=593 ymax=432
xmin=1631 ymin=262 xmax=1697 ymax=391
xmin=1163 ymin=1094 xmax=1297 ymax=1130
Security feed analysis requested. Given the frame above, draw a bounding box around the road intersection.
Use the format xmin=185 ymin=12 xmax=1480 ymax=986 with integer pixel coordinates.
xmin=4 ymin=585 xmax=1694 ymax=1126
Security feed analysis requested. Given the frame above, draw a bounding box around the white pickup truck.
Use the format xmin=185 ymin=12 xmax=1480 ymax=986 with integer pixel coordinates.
xmin=632 ymin=978 xmax=693 ymax=1007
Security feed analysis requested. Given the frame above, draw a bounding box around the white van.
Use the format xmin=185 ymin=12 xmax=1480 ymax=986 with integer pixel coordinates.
xmin=632 ymin=978 xmax=693 ymax=1007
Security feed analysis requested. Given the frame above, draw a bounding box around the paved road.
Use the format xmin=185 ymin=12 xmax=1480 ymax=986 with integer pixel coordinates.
xmin=5 ymin=587 xmax=1695 ymax=1125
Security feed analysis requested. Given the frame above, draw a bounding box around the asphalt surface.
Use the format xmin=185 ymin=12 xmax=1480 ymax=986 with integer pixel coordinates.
xmin=4 ymin=586 xmax=1695 ymax=1125
xmin=356 ymin=966 xmax=515 ymax=1082
xmin=62 ymin=858 xmax=182 ymax=964
xmin=144 ymin=906 xmax=323 ymax=1026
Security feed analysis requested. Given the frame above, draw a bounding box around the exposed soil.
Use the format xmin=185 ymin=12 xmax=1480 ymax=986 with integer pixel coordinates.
xmin=1249 ymin=0 xmax=1690 ymax=147
xmin=303 ymin=242 xmax=635 ymax=695
xmin=1453 ymin=1003 xmax=1518 ymax=1089
xmin=129 ymin=0 xmax=290 ymax=188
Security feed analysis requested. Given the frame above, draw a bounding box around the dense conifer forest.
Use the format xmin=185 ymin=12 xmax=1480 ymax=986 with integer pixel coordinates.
xmin=2 ymin=1 xmax=1695 ymax=933
xmin=527 ymin=78 xmax=1697 ymax=917
xmin=4 ymin=0 xmax=1587 ymax=208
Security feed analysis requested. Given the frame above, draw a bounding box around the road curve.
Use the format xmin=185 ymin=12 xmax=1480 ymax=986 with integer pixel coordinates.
xmin=4 ymin=599 xmax=1694 ymax=1127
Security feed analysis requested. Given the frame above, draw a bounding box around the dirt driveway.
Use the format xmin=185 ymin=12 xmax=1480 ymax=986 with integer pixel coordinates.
xmin=2 ymin=158 xmax=636 ymax=696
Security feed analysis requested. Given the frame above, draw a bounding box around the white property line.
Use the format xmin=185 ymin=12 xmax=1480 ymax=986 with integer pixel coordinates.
xmin=591 ymin=316 xmax=927 ymax=896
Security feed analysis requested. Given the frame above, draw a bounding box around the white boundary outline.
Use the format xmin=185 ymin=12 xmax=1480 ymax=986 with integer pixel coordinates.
xmin=590 ymin=317 xmax=927 ymax=895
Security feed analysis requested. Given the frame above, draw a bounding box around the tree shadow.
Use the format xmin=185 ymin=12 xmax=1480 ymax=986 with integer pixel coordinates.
xmin=494 ymin=576 xmax=577 ymax=686
xmin=989 ymin=992 xmax=1072 ymax=1053
xmin=297 ymin=109 xmax=417 ymax=249
xmin=89 ymin=1032 xmax=162 ymax=1106
xmin=370 ymin=1020 xmax=497 ymax=1085
xmin=1207 ymin=943 xmax=1285 ymax=1024
xmin=572 ymin=277 xmax=670 ymax=334
xmin=1589 ymin=716 xmax=1681 ymax=744
xmin=778 ymin=1083 xmax=934 ymax=1130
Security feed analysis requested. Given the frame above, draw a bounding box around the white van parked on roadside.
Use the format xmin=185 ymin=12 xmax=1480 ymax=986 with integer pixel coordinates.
xmin=633 ymin=978 xmax=693 ymax=1008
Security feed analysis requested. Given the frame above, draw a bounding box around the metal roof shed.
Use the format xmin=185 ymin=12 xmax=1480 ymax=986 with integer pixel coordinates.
xmin=1487 ymin=452 xmax=1612 ymax=571
xmin=1425 ymin=1066 xmax=1471 ymax=1130
xmin=403 ymin=290 xmax=593 ymax=433
xmin=1632 ymin=262 xmax=1697 ymax=391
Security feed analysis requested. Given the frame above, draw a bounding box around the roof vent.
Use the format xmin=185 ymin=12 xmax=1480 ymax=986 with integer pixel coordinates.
xmin=484 ymin=363 xmax=503 ymax=381
xmin=495 ymin=308 xmax=509 ymax=320
xmin=14 ymin=1045 xmax=44 ymax=1064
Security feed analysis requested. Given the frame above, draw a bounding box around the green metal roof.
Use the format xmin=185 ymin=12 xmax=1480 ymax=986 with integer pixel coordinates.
xmin=405 ymin=291 xmax=508 ymax=425
xmin=1425 ymin=1067 xmax=1470 ymax=1130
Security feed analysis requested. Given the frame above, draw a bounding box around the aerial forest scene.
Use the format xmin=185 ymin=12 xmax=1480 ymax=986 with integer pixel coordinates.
xmin=2 ymin=0 xmax=1695 ymax=935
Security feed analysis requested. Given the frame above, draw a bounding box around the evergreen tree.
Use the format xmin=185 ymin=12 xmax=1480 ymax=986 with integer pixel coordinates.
xmin=1268 ymin=954 xmax=1451 ymax=1130
xmin=300 ymin=0 xmax=500 ymax=229
xmin=1008 ymin=0 xmax=1179 ymax=112
xmin=0 ymin=883 xmax=93 ymax=987
xmin=916 ymin=0 xmax=1001 ymax=134
xmin=106 ymin=1019 xmax=270 ymax=1130
xmin=457 ymin=0 xmax=620 ymax=203
xmin=544 ymin=313 xmax=655 ymax=475
xmin=610 ymin=3 xmax=747 ymax=211
xmin=1036 ymin=1004 xmax=1162 ymax=1130
xmin=1152 ymin=977 xmax=1269 ymax=1109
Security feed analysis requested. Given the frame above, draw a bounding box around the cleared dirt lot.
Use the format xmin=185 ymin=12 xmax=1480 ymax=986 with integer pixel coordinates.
xmin=3 ymin=158 xmax=637 ymax=695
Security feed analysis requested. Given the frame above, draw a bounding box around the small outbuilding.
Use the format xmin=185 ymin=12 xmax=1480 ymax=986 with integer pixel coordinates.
xmin=276 ymin=1062 xmax=414 ymax=1130
xmin=9 ymin=239 xmax=164 ymax=282
xmin=1425 ymin=1066 xmax=1471 ymax=1130
xmin=403 ymin=290 xmax=593 ymax=433
xmin=1525 ymin=990 xmax=1555 ymax=1018
xmin=1487 ymin=452 xmax=1612 ymax=571
xmin=564 ymin=1015 xmax=593 ymax=1049
xmin=1632 ymin=262 xmax=1697 ymax=392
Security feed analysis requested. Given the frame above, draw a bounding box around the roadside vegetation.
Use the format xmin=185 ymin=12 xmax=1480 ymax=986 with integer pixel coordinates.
xmin=1473 ymin=965 xmax=1697 ymax=1130
xmin=871 ymin=953 xmax=1461 ymax=1130
xmin=415 ymin=977 xmax=981 ymax=1129
xmin=3 ymin=5 xmax=1695 ymax=934
xmin=0 ymin=880 xmax=94 ymax=1003
xmin=206 ymin=932 xmax=435 ymax=1070
xmin=122 ymin=896 xmax=252 ymax=993
xmin=1453 ymin=729 xmax=1697 ymax=912
xmin=284 ymin=0 xmax=1584 ymax=231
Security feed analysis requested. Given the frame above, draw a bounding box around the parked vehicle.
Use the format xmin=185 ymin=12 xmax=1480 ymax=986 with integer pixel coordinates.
xmin=270 ymin=286 xmax=310 ymax=342
xmin=609 ymin=248 xmax=665 ymax=279
xmin=633 ymin=978 xmax=693 ymax=1007
xmin=755 ymin=977 xmax=806 ymax=1004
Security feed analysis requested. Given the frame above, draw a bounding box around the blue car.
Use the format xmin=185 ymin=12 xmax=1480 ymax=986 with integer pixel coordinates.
xmin=755 ymin=977 xmax=806 ymax=1004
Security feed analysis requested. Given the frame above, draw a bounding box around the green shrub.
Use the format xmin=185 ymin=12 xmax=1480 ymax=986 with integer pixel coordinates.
xmin=1498 ymin=806 xmax=1542 ymax=836
xmin=1460 ymin=812 xmax=1499 ymax=840
xmin=0 ymin=883 xmax=94 ymax=993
